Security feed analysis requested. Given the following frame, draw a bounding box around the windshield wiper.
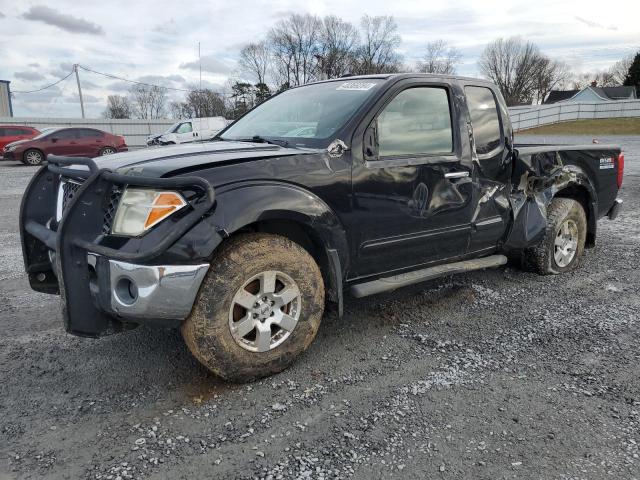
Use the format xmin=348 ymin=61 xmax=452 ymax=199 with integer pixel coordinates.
xmin=236 ymin=135 xmax=289 ymax=147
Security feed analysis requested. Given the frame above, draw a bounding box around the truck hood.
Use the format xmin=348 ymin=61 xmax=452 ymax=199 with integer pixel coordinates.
xmin=92 ymin=140 xmax=315 ymax=177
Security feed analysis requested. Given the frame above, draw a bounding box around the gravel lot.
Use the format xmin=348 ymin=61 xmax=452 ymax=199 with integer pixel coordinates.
xmin=1 ymin=136 xmax=639 ymax=480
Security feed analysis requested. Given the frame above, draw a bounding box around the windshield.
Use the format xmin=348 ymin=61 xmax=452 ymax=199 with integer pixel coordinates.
xmin=163 ymin=122 xmax=180 ymax=134
xmin=220 ymin=79 xmax=384 ymax=147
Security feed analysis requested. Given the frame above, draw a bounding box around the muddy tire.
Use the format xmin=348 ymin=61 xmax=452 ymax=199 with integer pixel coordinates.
xmin=182 ymin=233 xmax=325 ymax=382
xmin=525 ymin=198 xmax=587 ymax=275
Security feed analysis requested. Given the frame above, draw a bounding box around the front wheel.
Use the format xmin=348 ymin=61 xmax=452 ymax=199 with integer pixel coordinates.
xmin=182 ymin=233 xmax=325 ymax=382
xmin=23 ymin=149 xmax=44 ymax=166
xmin=525 ymin=198 xmax=587 ymax=274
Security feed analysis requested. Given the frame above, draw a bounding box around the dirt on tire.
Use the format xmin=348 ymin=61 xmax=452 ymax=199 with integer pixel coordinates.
xmin=182 ymin=233 xmax=325 ymax=382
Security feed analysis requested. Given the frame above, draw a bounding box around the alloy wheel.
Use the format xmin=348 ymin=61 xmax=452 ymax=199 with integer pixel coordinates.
xmin=554 ymin=219 xmax=579 ymax=267
xmin=228 ymin=270 xmax=301 ymax=352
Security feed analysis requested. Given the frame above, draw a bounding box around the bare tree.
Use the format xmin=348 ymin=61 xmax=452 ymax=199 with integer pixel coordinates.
xmin=130 ymin=84 xmax=167 ymax=119
xmin=103 ymin=95 xmax=132 ymax=119
xmin=268 ymin=13 xmax=322 ymax=87
xmin=610 ymin=54 xmax=635 ymax=85
xmin=239 ymin=41 xmax=271 ymax=85
xmin=571 ymin=71 xmax=618 ymax=89
xmin=169 ymin=100 xmax=191 ymax=120
xmin=186 ymin=89 xmax=227 ymax=117
xmin=317 ymin=15 xmax=359 ymax=79
xmin=478 ymin=37 xmax=548 ymax=106
xmin=356 ymin=15 xmax=402 ymax=74
xmin=417 ymin=40 xmax=461 ymax=75
xmin=533 ymin=59 xmax=571 ymax=104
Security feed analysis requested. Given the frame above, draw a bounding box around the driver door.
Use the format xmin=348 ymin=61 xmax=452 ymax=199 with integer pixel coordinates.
xmin=350 ymin=81 xmax=476 ymax=279
xmin=175 ymin=121 xmax=194 ymax=143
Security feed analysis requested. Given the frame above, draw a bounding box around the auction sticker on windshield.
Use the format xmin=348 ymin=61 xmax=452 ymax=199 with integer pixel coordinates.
xmin=337 ymin=81 xmax=377 ymax=91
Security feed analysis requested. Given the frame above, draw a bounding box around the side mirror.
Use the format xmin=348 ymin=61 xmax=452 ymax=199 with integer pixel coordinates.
xmin=51 ymin=138 xmax=58 ymax=143
xmin=363 ymin=124 xmax=378 ymax=160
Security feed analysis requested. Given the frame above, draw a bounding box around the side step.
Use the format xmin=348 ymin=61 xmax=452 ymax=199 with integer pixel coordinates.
xmin=350 ymin=255 xmax=508 ymax=298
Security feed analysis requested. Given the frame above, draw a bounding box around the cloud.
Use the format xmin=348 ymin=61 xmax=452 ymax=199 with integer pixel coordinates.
xmin=28 ymin=62 xmax=41 ymax=68
xmin=574 ymin=16 xmax=618 ymax=31
xmin=137 ymin=74 xmax=186 ymax=85
xmin=0 ymin=11 xmax=5 ymax=18
xmin=14 ymin=71 xmax=46 ymax=81
xmin=180 ymin=56 xmax=233 ymax=75
xmin=22 ymin=6 xmax=104 ymax=35
xmin=153 ymin=19 xmax=178 ymax=35
xmin=50 ymin=62 xmax=75 ymax=78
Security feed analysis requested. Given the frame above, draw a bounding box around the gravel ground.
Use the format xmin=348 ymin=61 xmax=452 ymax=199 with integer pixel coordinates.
xmin=1 ymin=136 xmax=639 ymax=480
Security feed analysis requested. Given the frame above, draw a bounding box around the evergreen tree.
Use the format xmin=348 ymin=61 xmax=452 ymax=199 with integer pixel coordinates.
xmin=623 ymin=52 xmax=640 ymax=96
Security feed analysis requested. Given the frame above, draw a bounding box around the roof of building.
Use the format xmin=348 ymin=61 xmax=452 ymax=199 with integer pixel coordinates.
xmin=544 ymin=85 xmax=637 ymax=104
xmin=544 ymin=90 xmax=579 ymax=104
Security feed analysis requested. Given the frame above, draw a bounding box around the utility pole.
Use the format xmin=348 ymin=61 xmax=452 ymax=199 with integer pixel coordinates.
xmin=74 ymin=64 xmax=85 ymax=119
xmin=198 ymin=42 xmax=202 ymax=91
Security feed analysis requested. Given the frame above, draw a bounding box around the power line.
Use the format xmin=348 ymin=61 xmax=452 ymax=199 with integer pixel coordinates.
xmin=78 ymin=64 xmax=233 ymax=96
xmin=11 ymin=70 xmax=74 ymax=94
xmin=78 ymin=64 xmax=190 ymax=92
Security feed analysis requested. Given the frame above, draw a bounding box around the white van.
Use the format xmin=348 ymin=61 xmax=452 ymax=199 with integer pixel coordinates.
xmin=147 ymin=117 xmax=229 ymax=146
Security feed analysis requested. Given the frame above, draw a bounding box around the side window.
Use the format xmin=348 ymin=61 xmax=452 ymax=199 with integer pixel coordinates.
xmin=176 ymin=122 xmax=193 ymax=134
xmin=53 ymin=129 xmax=74 ymax=139
xmin=465 ymin=86 xmax=502 ymax=155
xmin=78 ymin=129 xmax=101 ymax=138
xmin=377 ymin=87 xmax=453 ymax=157
xmin=0 ymin=128 xmax=6 ymax=136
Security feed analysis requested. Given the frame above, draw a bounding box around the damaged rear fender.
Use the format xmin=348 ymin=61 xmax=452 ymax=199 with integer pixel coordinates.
xmin=505 ymin=154 xmax=598 ymax=250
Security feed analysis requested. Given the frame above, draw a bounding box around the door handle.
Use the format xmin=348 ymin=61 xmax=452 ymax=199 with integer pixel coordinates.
xmin=444 ymin=171 xmax=469 ymax=179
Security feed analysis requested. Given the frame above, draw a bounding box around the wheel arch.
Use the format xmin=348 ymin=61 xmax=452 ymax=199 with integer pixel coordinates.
xmin=189 ymin=182 xmax=350 ymax=312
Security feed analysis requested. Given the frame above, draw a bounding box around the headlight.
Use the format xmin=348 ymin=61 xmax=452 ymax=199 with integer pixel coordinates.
xmin=4 ymin=145 xmax=16 ymax=152
xmin=111 ymin=188 xmax=187 ymax=236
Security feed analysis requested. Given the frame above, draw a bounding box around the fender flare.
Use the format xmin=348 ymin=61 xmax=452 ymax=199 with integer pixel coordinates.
xmin=176 ymin=182 xmax=349 ymax=313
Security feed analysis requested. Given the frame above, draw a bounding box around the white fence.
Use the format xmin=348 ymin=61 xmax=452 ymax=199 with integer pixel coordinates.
xmin=0 ymin=117 xmax=176 ymax=148
xmin=508 ymin=100 xmax=640 ymax=131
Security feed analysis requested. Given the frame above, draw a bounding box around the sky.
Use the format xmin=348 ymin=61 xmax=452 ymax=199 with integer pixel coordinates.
xmin=0 ymin=0 xmax=638 ymax=118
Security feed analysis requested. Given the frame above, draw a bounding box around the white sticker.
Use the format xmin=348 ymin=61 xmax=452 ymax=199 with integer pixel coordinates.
xmin=599 ymin=157 xmax=614 ymax=169
xmin=336 ymin=81 xmax=377 ymax=91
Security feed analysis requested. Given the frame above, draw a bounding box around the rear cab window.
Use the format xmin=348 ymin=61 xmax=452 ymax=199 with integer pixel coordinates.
xmin=464 ymin=86 xmax=503 ymax=156
xmin=376 ymin=86 xmax=454 ymax=157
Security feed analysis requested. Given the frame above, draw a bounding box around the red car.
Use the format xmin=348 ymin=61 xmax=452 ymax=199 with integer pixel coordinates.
xmin=0 ymin=125 xmax=40 ymax=152
xmin=2 ymin=127 xmax=128 ymax=166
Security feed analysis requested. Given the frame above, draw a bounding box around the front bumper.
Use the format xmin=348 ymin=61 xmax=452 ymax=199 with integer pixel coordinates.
xmin=20 ymin=155 xmax=215 ymax=337
xmin=90 ymin=255 xmax=209 ymax=321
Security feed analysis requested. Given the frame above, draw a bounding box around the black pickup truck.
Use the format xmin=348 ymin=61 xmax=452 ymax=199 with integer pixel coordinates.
xmin=20 ymin=74 xmax=624 ymax=381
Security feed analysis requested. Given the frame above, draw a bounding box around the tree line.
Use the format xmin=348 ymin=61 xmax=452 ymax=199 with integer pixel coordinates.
xmin=104 ymin=13 xmax=640 ymax=119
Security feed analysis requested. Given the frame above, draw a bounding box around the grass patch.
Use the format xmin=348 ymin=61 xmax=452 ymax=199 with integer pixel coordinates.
xmin=519 ymin=118 xmax=640 ymax=135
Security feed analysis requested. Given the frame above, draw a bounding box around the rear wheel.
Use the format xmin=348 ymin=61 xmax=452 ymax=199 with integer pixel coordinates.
xmin=182 ymin=233 xmax=325 ymax=382
xmin=99 ymin=147 xmax=116 ymax=156
xmin=23 ymin=149 xmax=44 ymax=166
xmin=525 ymin=198 xmax=587 ymax=274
